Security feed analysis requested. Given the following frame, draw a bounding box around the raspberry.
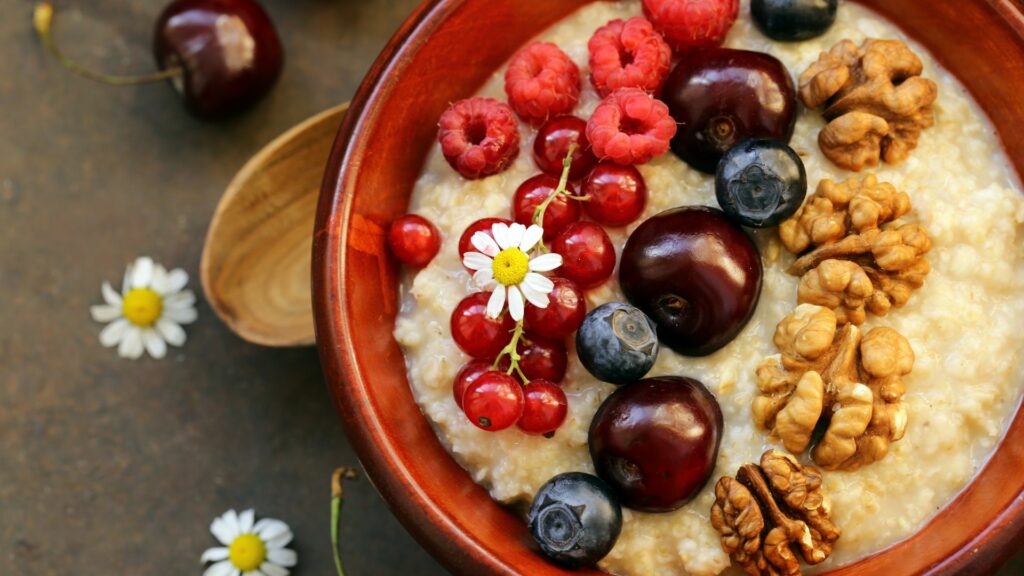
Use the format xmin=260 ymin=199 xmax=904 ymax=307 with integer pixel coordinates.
xmin=642 ymin=0 xmax=739 ymax=50
xmin=586 ymin=89 xmax=677 ymax=166
xmin=588 ymin=17 xmax=672 ymax=98
xmin=504 ymin=42 xmax=581 ymax=125
xmin=438 ymin=97 xmax=521 ymax=180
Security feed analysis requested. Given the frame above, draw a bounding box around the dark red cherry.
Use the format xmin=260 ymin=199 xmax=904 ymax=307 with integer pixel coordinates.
xmin=663 ymin=48 xmax=796 ymax=173
xmin=459 ymin=217 xmax=512 ymax=270
xmin=154 ymin=0 xmax=284 ymax=118
xmin=518 ymin=337 xmax=568 ymax=384
xmin=388 ymin=214 xmax=440 ymax=268
xmin=513 ymin=174 xmax=581 ymax=240
xmin=518 ymin=380 xmax=569 ymax=436
xmin=620 ymin=206 xmax=762 ymax=356
xmin=533 ymin=116 xmax=598 ymax=180
xmin=588 ymin=376 xmax=723 ymax=512
xmin=523 ymin=277 xmax=587 ymax=339
xmin=582 ymin=163 xmax=647 ymax=227
xmin=450 ymin=293 xmax=515 ymax=359
xmin=552 ymin=222 xmax=616 ymax=289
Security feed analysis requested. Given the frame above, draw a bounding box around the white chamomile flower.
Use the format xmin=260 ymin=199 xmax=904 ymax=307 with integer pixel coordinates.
xmin=462 ymin=222 xmax=562 ymax=321
xmin=201 ymin=509 xmax=297 ymax=576
xmin=89 ymin=256 xmax=197 ymax=360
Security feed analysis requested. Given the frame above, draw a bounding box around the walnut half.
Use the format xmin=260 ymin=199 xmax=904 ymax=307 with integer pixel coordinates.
xmin=800 ymin=39 xmax=938 ymax=171
xmin=753 ymin=305 xmax=914 ymax=471
xmin=711 ymin=450 xmax=840 ymax=576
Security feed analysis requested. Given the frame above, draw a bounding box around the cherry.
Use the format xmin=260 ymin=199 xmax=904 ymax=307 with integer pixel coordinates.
xmin=588 ymin=376 xmax=723 ymax=512
xmin=518 ymin=337 xmax=568 ymax=384
xmin=388 ymin=214 xmax=440 ymax=268
xmin=513 ymin=174 xmax=581 ymax=241
xmin=523 ymin=277 xmax=587 ymax=339
xmin=582 ymin=163 xmax=647 ymax=227
xmin=453 ymin=360 xmax=494 ymax=409
xmin=462 ymin=371 xmax=525 ymax=431
xmin=518 ymin=380 xmax=569 ymax=436
xmin=458 ymin=217 xmax=511 ymax=270
xmin=34 ymin=0 xmax=283 ymax=119
xmin=552 ymin=222 xmax=616 ymax=289
xmin=450 ymin=293 xmax=515 ymax=359
xmin=533 ymin=116 xmax=597 ymax=180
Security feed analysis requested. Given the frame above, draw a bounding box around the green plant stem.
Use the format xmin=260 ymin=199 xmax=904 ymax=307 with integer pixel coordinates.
xmin=331 ymin=468 xmax=358 ymax=576
xmin=34 ymin=2 xmax=183 ymax=85
xmin=492 ymin=320 xmax=528 ymax=381
xmin=531 ymin=144 xmax=583 ymax=253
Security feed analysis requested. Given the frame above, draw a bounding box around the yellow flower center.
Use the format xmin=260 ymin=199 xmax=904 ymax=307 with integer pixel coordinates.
xmin=121 ymin=288 xmax=163 ymax=327
xmin=492 ymin=248 xmax=529 ymax=286
xmin=228 ymin=533 xmax=266 ymax=571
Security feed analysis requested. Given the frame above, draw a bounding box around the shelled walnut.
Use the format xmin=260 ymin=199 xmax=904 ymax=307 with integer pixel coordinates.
xmin=753 ymin=304 xmax=914 ymax=471
xmin=799 ymin=39 xmax=938 ymax=171
xmin=779 ymin=175 xmax=931 ymax=324
xmin=711 ymin=450 xmax=840 ymax=576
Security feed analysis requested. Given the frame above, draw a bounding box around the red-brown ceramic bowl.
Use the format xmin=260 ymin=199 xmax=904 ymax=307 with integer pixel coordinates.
xmin=313 ymin=1 xmax=1024 ymax=574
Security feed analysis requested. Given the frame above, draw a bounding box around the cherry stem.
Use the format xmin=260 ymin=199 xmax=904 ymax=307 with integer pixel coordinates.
xmin=34 ymin=2 xmax=183 ymax=86
xmin=331 ymin=467 xmax=359 ymax=576
xmin=493 ymin=320 xmax=528 ymax=382
xmin=531 ymin=143 xmax=579 ymax=252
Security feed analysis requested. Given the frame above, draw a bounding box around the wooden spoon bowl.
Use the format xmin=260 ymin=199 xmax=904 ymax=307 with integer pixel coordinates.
xmin=202 ymin=103 xmax=348 ymax=347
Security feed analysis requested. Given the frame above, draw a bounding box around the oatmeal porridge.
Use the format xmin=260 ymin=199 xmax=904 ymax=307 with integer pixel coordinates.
xmin=392 ymin=1 xmax=1024 ymax=574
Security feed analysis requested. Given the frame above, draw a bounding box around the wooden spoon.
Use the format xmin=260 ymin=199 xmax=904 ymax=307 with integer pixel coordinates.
xmin=201 ymin=103 xmax=348 ymax=347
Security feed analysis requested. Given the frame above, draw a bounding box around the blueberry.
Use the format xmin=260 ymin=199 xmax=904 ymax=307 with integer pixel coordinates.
xmin=528 ymin=472 xmax=623 ymax=568
xmin=715 ymin=138 xmax=807 ymax=228
xmin=576 ymin=302 xmax=658 ymax=385
xmin=752 ymin=0 xmax=838 ymax=41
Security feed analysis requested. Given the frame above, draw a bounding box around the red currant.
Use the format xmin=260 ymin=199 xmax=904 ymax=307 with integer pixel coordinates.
xmin=533 ymin=116 xmax=597 ymax=180
xmin=453 ymin=360 xmax=495 ymax=409
xmin=518 ymin=337 xmax=568 ymax=383
xmin=458 ymin=217 xmax=511 ymax=270
xmin=582 ymin=163 xmax=647 ymax=227
xmin=512 ymin=174 xmax=581 ymax=241
xmin=463 ymin=371 xmax=525 ymax=431
xmin=388 ymin=214 xmax=440 ymax=268
xmin=552 ymin=222 xmax=617 ymax=289
xmin=450 ymin=293 xmax=515 ymax=358
xmin=523 ymin=277 xmax=587 ymax=339
xmin=517 ymin=380 xmax=568 ymax=436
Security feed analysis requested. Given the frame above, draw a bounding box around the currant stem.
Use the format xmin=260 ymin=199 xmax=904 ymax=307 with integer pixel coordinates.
xmin=531 ymin=143 xmax=579 ymax=239
xmin=331 ymin=467 xmax=358 ymax=576
xmin=34 ymin=2 xmax=184 ymax=86
xmin=493 ymin=320 xmax=528 ymax=382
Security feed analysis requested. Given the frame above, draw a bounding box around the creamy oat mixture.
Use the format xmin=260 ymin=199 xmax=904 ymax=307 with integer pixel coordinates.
xmin=393 ymin=1 xmax=1024 ymax=574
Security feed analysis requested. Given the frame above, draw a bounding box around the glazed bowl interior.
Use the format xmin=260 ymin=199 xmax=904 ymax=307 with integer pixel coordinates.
xmin=313 ymin=1 xmax=1024 ymax=574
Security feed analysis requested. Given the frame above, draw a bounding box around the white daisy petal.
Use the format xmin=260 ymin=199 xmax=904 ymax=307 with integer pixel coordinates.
xmin=528 ymin=253 xmax=563 ymax=272
xmin=242 ymin=571 xmax=262 ymax=576
xmin=142 ymin=329 xmax=167 ymax=359
xmin=524 ymin=272 xmax=554 ymax=294
xmin=99 ymin=318 xmax=130 ymax=347
xmin=507 ymin=286 xmax=525 ymax=321
xmin=229 ymin=569 xmax=241 ymax=576
xmin=264 ymin=530 xmax=293 ymax=550
xmin=238 ymin=509 xmax=255 ymax=534
xmin=473 ymin=269 xmax=497 ymax=290
xmin=150 ymin=265 xmax=169 ymax=294
xmin=506 ymin=222 xmax=526 ymax=248
xmin=470 ymin=232 xmax=500 ymax=257
xmin=102 ymin=281 xmax=122 ymax=306
xmin=117 ymin=326 xmax=144 ymax=359
xmin=200 ymin=547 xmax=229 ymax=563
xmin=211 ymin=511 xmax=241 ymax=545
xmin=491 ymin=222 xmax=511 ymax=249
xmin=519 ymin=225 xmax=544 ymax=252
xmin=486 ymin=285 xmax=506 ymax=319
xmin=164 ymin=306 xmax=198 ymax=325
xmin=155 ymin=318 xmax=186 ymax=347
xmin=203 ymin=560 xmax=235 ymax=576
xmin=91 ymin=304 xmax=122 ymax=323
xmin=266 ymin=548 xmax=297 ymax=567
xmin=254 ymin=519 xmax=290 ymax=542
xmin=259 ymin=562 xmax=289 ymax=576
xmin=163 ymin=268 xmax=190 ymax=294
xmin=521 ymin=275 xmax=553 ymax=308
xmin=131 ymin=257 xmax=154 ymax=288
xmin=164 ymin=290 xmax=197 ymax=310
xmin=122 ymin=262 xmax=133 ymax=295
xmin=463 ymin=252 xmax=493 ymax=271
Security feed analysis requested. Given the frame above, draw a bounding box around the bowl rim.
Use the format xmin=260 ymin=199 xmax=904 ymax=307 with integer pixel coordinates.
xmin=313 ymin=1 xmax=1024 ymax=574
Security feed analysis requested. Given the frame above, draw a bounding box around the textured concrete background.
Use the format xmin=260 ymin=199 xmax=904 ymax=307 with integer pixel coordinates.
xmin=0 ymin=1 xmax=1021 ymax=575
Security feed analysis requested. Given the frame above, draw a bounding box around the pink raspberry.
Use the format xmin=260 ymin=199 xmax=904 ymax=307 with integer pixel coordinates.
xmin=642 ymin=0 xmax=739 ymax=50
xmin=586 ymin=89 xmax=677 ymax=166
xmin=438 ymin=97 xmax=521 ymax=180
xmin=588 ymin=17 xmax=672 ymax=98
xmin=504 ymin=42 xmax=581 ymax=125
